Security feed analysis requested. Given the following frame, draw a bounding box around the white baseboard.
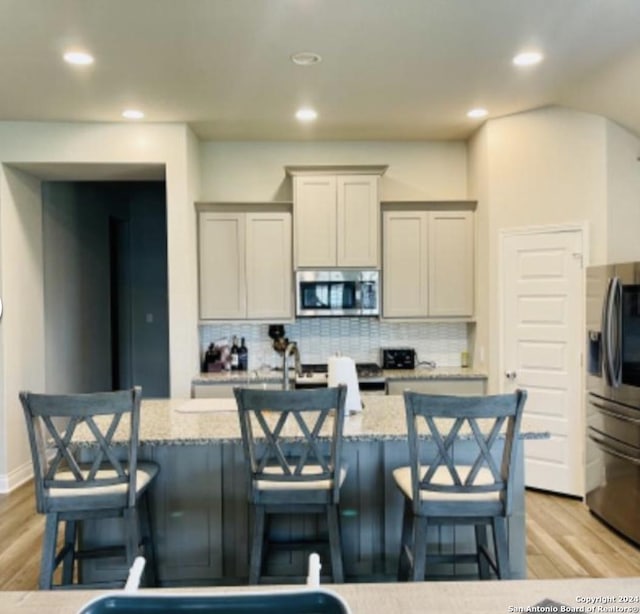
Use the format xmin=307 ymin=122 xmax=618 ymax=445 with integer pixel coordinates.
xmin=0 ymin=460 xmax=33 ymax=493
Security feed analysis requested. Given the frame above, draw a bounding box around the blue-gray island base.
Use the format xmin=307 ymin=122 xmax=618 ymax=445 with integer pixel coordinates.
xmin=73 ymin=396 xmax=546 ymax=586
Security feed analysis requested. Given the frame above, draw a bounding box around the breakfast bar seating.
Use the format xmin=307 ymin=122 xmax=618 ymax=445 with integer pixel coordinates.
xmin=234 ymin=385 xmax=348 ymax=584
xmin=19 ymin=387 xmax=159 ymax=589
xmin=393 ymin=390 xmax=527 ymax=581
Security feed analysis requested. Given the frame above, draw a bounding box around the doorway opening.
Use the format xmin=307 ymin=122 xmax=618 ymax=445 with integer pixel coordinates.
xmin=43 ymin=181 xmax=169 ymax=397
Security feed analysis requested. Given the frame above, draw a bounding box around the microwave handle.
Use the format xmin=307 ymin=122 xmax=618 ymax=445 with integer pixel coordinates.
xmin=603 ymin=277 xmax=622 ymax=387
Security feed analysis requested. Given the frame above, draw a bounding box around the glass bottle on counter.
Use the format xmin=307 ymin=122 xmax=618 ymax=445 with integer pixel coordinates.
xmin=238 ymin=337 xmax=248 ymax=371
xmin=230 ymin=336 xmax=240 ymax=371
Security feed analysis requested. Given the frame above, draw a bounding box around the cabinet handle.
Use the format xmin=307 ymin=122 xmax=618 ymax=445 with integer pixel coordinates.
xmin=505 ymin=371 xmax=517 ymax=380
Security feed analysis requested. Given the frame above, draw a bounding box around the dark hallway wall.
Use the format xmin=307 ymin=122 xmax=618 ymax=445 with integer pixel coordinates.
xmin=42 ymin=181 xmax=169 ymax=397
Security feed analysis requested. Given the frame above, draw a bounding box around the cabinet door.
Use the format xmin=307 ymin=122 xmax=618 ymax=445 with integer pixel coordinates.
xmin=337 ymin=175 xmax=379 ymax=267
xmin=382 ymin=210 xmax=428 ymax=317
xmin=294 ymin=175 xmax=337 ymax=267
xmin=428 ymin=211 xmax=474 ymax=317
xmin=199 ymin=212 xmax=246 ymax=319
xmin=246 ymin=211 xmax=292 ymax=318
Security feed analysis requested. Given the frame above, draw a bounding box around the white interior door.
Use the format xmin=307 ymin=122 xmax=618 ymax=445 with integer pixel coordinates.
xmin=502 ymin=228 xmax=584 ymax=496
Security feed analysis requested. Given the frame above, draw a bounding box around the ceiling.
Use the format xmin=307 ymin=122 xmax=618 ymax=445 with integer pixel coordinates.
xmin=2 ymin=0 xmax=640 ymax=141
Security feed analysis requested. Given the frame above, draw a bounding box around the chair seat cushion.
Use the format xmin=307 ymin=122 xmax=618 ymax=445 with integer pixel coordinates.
xmin=255 ymin=464 xmax=347 ymax=492
xmin=392 ymin=465 xmax=500 ymax=503
xmin=45 ymin=461 xmax=159 ymax=512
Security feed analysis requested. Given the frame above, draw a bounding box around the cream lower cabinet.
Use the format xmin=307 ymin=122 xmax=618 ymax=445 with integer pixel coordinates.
xmin=291 ymin=169 xmax=383 ymax=268
xmin=383 ymin=208 xmax=474 ymax=318
xmin=386 ymin=378 xmax=486 ymax=396
xmin=198 ymin=209 xmax=292 ymax=319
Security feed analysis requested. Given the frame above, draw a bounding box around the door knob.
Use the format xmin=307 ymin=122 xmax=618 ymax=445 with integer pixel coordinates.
xmin=505 ymin=370 xmax=517 ymax=380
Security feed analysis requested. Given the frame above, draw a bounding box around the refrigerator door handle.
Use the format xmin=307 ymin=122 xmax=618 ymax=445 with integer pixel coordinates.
xmin=603 ymin=276 xmax=622 ymax=387
xmin=590 ymin=401 xmax=640 ymax=424
xmin=588 ymin=432 xmax=640 ymax=465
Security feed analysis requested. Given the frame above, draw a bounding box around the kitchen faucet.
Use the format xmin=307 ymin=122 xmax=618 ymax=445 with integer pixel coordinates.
xmin=268 ymin=324 xmax=302 ymax=390
xmin=282 ymin=341 xmax=301 ymax=390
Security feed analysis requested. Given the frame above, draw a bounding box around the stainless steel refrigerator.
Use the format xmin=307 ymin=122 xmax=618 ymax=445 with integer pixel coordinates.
xmin=586 ymin=262 xmax=640 ymax=545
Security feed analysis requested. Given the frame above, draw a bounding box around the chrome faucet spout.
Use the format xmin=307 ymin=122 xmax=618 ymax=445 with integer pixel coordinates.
xmin=282 ymin=341 xmax=301 ymax=390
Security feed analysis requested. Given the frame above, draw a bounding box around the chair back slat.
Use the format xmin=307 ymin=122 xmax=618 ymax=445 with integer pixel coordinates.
xmin=19 ymin=388 xmax=142 ymax=512
xmin=403 ymin=390 xmax=527 ymax=513
xmin=234 ymin=386 xmax=347 ymax=499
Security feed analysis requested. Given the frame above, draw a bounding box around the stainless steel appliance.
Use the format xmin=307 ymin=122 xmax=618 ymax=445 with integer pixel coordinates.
xmin=295 ymin=362 xmax=386 ymax=393
xmin=295 ymin=270 xmax=379 ymax=317
xmin=586 ymin=262 xmax=640 ymax=545
xmin=381 ymin=347 xmax=416 ymax=369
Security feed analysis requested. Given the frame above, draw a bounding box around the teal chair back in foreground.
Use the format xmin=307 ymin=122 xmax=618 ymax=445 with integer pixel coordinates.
xmin=19 ymin=387 xmax=159 ymax=589
xmin=394 ymin=389 xmax=527 ymax=581
xmin=234 ymin=385 xmax=347 ymax=584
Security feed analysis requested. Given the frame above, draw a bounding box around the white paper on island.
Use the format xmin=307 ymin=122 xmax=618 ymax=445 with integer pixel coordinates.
xmin=328 ymin=355 xmax=362 ymax=413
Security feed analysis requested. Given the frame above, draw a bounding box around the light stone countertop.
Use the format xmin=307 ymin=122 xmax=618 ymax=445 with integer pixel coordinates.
xmin=71 ymin=394 xmax=545 ymax=447
xmin=192 ymin=366 xmax=487 ymax=385
xmin=4 ymin=576 xmax=640 ymax=614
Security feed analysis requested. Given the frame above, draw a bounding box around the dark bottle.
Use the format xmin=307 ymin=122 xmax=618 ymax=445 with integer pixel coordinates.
xmin=230 ymin=336 xmax=240 ymax=371
xmin=203 ymin=343 xmax=215 ymax=372
xmin=238 ymin=337 xmax=248 ymax=371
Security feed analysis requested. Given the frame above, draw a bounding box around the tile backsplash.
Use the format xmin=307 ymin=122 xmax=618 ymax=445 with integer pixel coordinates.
xmin=200 ymin=319 xmax=469 ymax=370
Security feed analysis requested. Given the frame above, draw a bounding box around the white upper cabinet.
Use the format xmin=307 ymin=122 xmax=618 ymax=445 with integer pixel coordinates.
xmin=288 ymin=166 xmax=386 ymax=268
xmin=293 ymin=175 xmax=337 ymax=267
xmin=336 ymin=175 xmax=379 ymax=267
xmin=382 ymin=207 xmax=474 ymax=319
xmin=199 ymin=211 xmax=246 ymax=319
xmin=198 ymin=207 xmax=292 ymax=320
xmin=245 ymin=211 xmax=292 ymax=318
xmin=428 ymin=210 xmax=474 ymax=317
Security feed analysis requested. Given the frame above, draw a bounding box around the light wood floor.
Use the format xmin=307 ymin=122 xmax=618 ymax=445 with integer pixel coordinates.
xmin=1 ymin=482 xmax=640 ymax=589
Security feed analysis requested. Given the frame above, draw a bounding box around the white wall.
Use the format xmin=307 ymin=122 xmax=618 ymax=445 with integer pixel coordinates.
xmin=199 ymin=141 xmax=468 ymax=201
xmin=0 ymin=167 xmax=45 ymax=489
xmin=0 ymin=121 xmax=199 ymax=491
xmin=468 ymin=106 xmax=609 ymax=392
xmin=605 ymin=120 xmax=640 ymax=264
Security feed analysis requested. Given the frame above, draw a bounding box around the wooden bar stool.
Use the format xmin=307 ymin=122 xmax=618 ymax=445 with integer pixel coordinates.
xmin=394 ymin=389 xmax=527 ymax=581
xmin=19 ymin=387 xmax=159 ymax=589
xmin=234 ymin=385 xmax=348 ymax=584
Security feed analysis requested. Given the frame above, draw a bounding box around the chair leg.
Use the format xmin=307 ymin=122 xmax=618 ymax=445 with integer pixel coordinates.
xmin=326 ymin=504 xmax=344 ymax=583
xmin=61 ymin=520 xmax=77 ymax=585
xmin=40 ymin=513 xmax=59 ymax=590
xmin=410 ymin=516 xmax=428 ymax=582
xmin=249 ymin=505 xmax=266 ymax=584
xmin=139 ymin=492 xmax=157 ymax=587
xmin=123 ymin=508 xmax=141 ymax=567
xmin=474 ymin=524 xmax=491 ymax=580
xmin=397 ymin=497 xmax=413 ymax=581
xmin=492 ymin=517 xmax=510 ymax=580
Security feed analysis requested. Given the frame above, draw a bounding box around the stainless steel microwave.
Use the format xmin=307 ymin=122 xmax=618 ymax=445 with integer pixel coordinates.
xmin=295 ymin=270 xmax=380 ymax=317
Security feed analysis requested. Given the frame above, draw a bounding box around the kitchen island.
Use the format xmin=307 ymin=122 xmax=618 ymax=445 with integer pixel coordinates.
xmin=6 ymin=576 xmax=640 ymax=613
xmin=73 ymin=395 xmax=545 ymax=586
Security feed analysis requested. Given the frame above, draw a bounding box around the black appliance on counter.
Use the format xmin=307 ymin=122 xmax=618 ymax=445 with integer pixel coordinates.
xmin=381 ymin=347 xmax=416 ymax=369
xmin=586 ymin=262 xmax=640 ymax=546
xmin=295 ymin=362 xmax=386 ymax=393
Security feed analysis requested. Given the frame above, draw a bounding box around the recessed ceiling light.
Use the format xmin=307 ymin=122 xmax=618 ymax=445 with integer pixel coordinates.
xmin=513 ymin=51 xmax=543 ymax=67
xmin=296 ymin=108 xmax=318 ymax=122
xmin=63 ymin=50 xmax=94 ymax=66
xmin=291 ymin=52 xmax=322 ymax=66
xmin=467 ymin=108 xmax=488 ymax=119
xmin=122 ymin=109 xmax=145 ymax=120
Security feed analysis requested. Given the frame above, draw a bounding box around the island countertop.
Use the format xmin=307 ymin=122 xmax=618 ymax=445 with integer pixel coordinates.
xmin=5 ymin=576 xmax=640 ymax=614
xmin=72 ymin=394 xmax=545 ymax=447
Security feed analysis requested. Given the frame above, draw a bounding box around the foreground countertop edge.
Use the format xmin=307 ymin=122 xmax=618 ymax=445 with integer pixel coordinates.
xmin=5 ymin=576 xmax=640 ymax=614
